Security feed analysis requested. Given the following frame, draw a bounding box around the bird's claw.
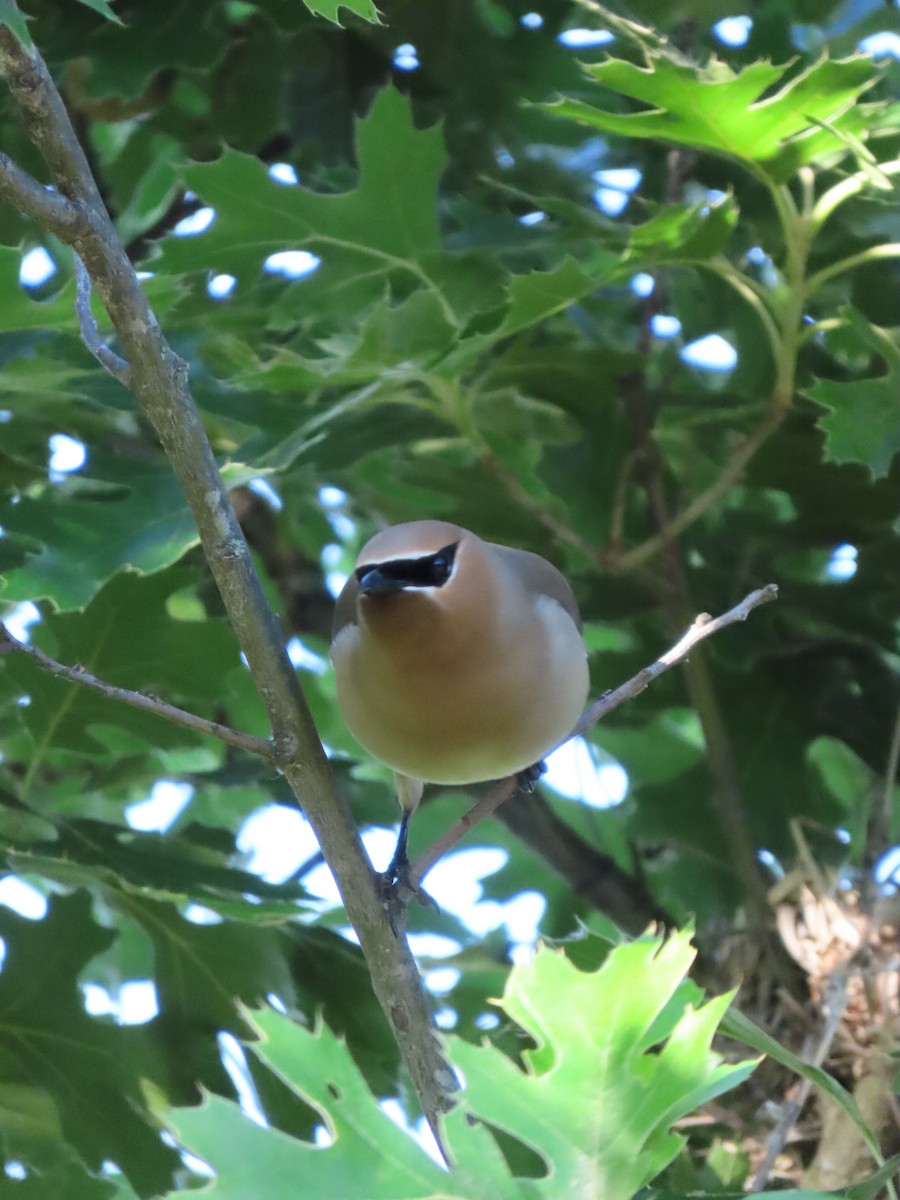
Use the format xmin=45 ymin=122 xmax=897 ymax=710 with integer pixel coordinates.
xmin=380 ymin=854 xmax=438 ymax=936
xmin=517 ymin=759 xmax=547 ymax=793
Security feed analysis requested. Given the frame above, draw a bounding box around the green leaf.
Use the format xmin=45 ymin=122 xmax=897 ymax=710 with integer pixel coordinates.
xmin=0 ymin=254 xmax=182 ymax=337
xmin=75 ymin=0 xmax=123 ymax=23
xmin=627 ymin=197 xmax=739 ymax=266
xmin=0 ymin=458 xmax=203 ymax=610
xmin=6 ymin=821 xmax=308 ymax=911
xmin=590 ymin=713 xmax=704 ymax=788
xmin=158 ymin=89 xmax=452 ymax=318
xmin=500 ymin=254 xmax=616 ymax=335
xmin=171 ymin=933 xmax=754 ymax=1199
xmin=0 ymin=0 xmax=30 ymax=44
xmin=721 ymin=1007 xmax=884 ymax=1164
xmin=816 ymin=381 xmax=900 ymax=480
xmin=814 ymin=377 xmax=900 ymax=477
xmin=126 ymin=896 xmax=297 ymax=1034
xmin=845 ymin=1154 xmax=900 ymax=1200
xmin=0 ymin=569 xmax=241 ymax=761
xmin=71 ymin=0 xmax=230 ymax=101
xmin=300 ymin=0 xmax=381 ymax=23
xmin=809 ymin=314 xmax=900 ymax=478
xmin=0 ymin=248 xmax=80 ymax=333
xmin=0 ymin=892 xmax=180 ymax=1193
xmin=108 ymin=132 xmax=183 ymax=245
xmin=170 ymin=1007 xmax=511 ymax=1199
xmin=0 ymin=1083 xmax=63 ymax=1146
xmin=661 ymin=1192 xmax=838 ymax=1199
xmin=454 ymin=932 xmax=756 ymax=1198
xmin=547 ymin=55 xmax=878 ymax=175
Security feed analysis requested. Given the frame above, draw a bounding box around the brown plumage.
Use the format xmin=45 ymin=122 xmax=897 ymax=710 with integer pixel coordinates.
xmin=331 ymin=521 xmax=589 ymax=822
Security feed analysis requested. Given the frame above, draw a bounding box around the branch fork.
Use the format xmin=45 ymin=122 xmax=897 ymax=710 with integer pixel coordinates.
xmin=0 ymin=12 xmax=457 ymax=1147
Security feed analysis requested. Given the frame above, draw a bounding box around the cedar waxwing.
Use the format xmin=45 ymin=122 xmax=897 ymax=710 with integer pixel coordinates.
xmin=331 ymin=520 xmax=590 ymax=885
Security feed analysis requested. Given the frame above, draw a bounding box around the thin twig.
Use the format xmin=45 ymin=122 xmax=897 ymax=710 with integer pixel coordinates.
xmin=72 ymin=253 xmax=131 ymax=385
xmin=0 ymin=625 xmax=273 ymax=760
xmin=579 ymin=584 xmax=778 ymax=731
xmin=619 ymin=273 xmax=777 ymax=937
xmin=412 ymin=584 xmax=779 ymax=884
xmin=609 ymin=406 xmax=788 ymax=574
xmin=412 ymin=777 xmax=518 ymax=884
xmin=749 ymin=971 xmax=849 ymax=1192
xmin=605 ymin=449 xmax=637 ymax=559
xmin=480 ymin=449 xmax=602 ymax=565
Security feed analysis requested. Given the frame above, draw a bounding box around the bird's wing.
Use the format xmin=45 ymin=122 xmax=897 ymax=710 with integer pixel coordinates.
xmin=489 ymin=543 xmax=583 ymax=632
xmin=331 ymin=570 xmax=361 ymax=643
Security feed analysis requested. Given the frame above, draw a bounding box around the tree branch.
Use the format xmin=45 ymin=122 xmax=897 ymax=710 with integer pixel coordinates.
xmin=496 ymin=788 xmax=673 ymax=934
xmin=614 ymin=310 xmax=777 ymax=936
xmin=0 ymin=14 xmax=457 ymax=1149
xmin=804 ymin=242 xmax=900 ymax=297
xmin=0 ymin=624 xmax=273 ymax=760
xmin=607 ymin=404 xmax=787 ymax=574
xmin=412 ymin=584 xmax=778 ymax=885
xmin=73 ymin=253 xmax=131 ymax=385
xmin=479 ymin=449 xmax=603 ymax=567
xmin=476 ymin=343 xmax=786 ymax=582
xmin=0 ymin=150 xmax=85 ymax=237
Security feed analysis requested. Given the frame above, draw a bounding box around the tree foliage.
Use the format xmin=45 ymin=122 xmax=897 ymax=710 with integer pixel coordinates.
xmin=1 ymin=0 xmax=900 ymax=1195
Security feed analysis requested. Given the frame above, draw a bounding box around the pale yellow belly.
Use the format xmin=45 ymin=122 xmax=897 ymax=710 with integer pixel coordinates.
xmin=333 ymin=617 xmax=589 ymax=784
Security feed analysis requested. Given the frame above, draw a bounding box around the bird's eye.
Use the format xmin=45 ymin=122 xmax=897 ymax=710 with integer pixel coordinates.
xmin=430 ymin=543 xmax=457 ymax=584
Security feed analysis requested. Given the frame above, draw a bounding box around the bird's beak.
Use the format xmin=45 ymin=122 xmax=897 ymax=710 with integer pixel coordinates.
xmin=357 ymin=565 xmax=403 ymax=596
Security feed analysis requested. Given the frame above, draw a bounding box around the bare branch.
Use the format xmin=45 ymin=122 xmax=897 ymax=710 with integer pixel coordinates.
xmin=574 ymin=584 xmax=779 ymax=734
xmin=413 ymin=777 xmax=518 ymax=885
xmin=0 ymin=11 xmax=458 ymax=1146
xmin=73 ymin=254 xmax=131 ymax=385
xmin=0 ymin=27 xmax=101 ymax=205
xmin=412 ymin=584 xmax=779 ymax=885
xmin=609 ymin=408 xmax=788 ymax=574
xmin=497 ymin=787 xmax=673 ymax=934
xmin=0 ymin=625 xmax=273 ymax=760
xmin=0 ymin=150 xmax=84 ymax=238
xmin=480 ymin=449 xmax=602 ymax=566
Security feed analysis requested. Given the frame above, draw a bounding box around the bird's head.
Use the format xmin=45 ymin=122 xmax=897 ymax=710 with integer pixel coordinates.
xmin=354 ymin=520 xmax=465 ymax=599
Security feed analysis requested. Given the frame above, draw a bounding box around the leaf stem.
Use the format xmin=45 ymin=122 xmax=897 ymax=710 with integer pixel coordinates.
xmin=699 ymin=258 xmax=784 ymax=365
xmin=805 ymin=243 xmax=900 ymax=297
xmin=812 ymin=159 xmax=900 ymax=231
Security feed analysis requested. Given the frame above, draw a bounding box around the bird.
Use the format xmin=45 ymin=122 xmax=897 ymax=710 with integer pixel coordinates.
xmin=330 ymin=520 xmax=590 ymax=894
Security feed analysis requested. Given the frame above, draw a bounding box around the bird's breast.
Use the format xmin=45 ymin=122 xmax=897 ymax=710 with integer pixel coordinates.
xmin=332 ymin=595 xmax=588 ymax=785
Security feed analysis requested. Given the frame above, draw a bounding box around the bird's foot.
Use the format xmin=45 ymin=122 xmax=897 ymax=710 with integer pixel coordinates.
xmin=380 ymin=848 xmax=438 ymax=936
xmin=517 ymin=759 xmax=547 ymax=793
